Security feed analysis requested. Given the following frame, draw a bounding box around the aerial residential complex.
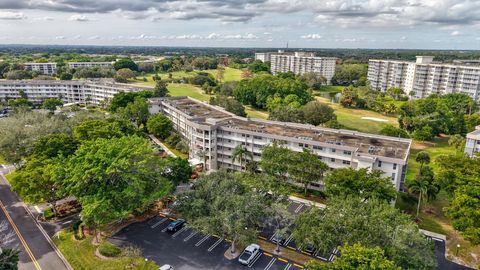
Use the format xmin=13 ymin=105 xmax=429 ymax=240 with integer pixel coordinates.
xmin=24 ymin=62 xmax=57 ymax=75
xmin=67 ymin=62 xmax=114 ymax=69
xmin=0 ymin=79 xmax=150 ymax=105
xmin=465 ymin=125 xmax=480 ymax=157
xmin=368 ymin=56 xmax=480 ymax=101
xmin=255 ymin=51 xmax=337 ymax=84
xmin=149 ymin=96 xmax=412 ymax=191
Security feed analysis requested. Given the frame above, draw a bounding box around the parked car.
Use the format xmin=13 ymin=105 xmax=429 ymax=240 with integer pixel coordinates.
xmin=271 ymin=232 xmax=287 ymax=245
xmin=159 ymin=265 xmax=174 ymax=270
xmin=166 ymin=219 xmax=186 ymax=232
xmin=238 ymin=244 xmax=261 ymax=265
xmin=303 ymin=243 xmax=316 ymax=254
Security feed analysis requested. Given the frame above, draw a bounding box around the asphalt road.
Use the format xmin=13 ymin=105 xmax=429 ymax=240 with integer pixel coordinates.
xmin=0 ymin=173 xmax=70 ymax=270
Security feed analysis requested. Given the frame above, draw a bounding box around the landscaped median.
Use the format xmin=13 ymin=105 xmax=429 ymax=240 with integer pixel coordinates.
xmin=53 ymin=229 xmax=159 ymax=270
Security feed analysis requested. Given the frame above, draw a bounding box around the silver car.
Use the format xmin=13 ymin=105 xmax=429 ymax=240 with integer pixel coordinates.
xmin=238 ymin=244 xmax=261 ymax=265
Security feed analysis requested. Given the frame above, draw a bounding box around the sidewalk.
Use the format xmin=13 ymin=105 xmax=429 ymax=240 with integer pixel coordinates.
xmin=148 ymin=134 xmax=177 ymax=157
xmin=289 ymin=195 xmax=326 ymax=209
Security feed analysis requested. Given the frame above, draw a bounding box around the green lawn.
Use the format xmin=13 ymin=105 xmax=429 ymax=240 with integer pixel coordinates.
xmin=53 ymin=230 xmax=158 ymax=270
xmin=167 ymin=83 xmax=211 ymax=101
xmin=317 ymin=85 xmax=344 ymax=93
xmin=245 ymin=106 xmax=269 ymax=120
xmin=204 ymin=67 xmax=244 ymax=82
xmin=315 ymin=96 xmax=398 ymax=134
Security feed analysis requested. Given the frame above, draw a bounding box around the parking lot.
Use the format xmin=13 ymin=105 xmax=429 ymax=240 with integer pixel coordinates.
xmin=109 ymin=213 xmax=305 ymax=270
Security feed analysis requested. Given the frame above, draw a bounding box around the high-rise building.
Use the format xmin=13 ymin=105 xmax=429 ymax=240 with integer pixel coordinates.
xmin=68 ymin=62 xmax=114 ymax=69
xmin=24 ymin=62 xmax=57 ymax=75
xmin=149 ymin=96 xmax=412 ymax=191
xmin=368 ymin=56 xmax=480 ymax=101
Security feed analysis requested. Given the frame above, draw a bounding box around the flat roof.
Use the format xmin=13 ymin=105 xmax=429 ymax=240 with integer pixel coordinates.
xmin=217 ymin=117 xmax=410 ymax=160
xmin=157 ymin=96 xmax=411 ymax=160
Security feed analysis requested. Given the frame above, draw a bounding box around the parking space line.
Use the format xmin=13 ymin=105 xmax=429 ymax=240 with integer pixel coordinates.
xmin=284 ymin=234 xmax=294 ymax=245
xmin=159 ymin=213 xmax=166 ymax=217
xmin=184 ymin=231 xmax=197 ymax=242
xmin=248 ymin=252 xmax=262 ymax=268
xmin=264 ymin=257 xmax=277 ymax=270
xmin=328 ymin=253 xmax=335 ymax=262
xmin=172 ymin=227 xmax=188 ymax=238
xmin=150 ymin=218 xmax=168 ymax=229
xmin=263 ymin=252 xmax=273 ymax=257
xmin=259 ymin=236 xmax=267 ymax=240
xmin=283 ymin=263 xmax=292 ymax=270
xmin=286 ymin=246 xmax=296 ymax=250
xmin=168 ymin=217 xmax=175 ymax=221
xmin=207 ymin=237 xmax=224 ymax=252
xmin=293 ymin=263 xmax=304 ymax=269
xmin=278 ymin=258 xmax=288 ymax=263
xmin=294 ymin=204 xmax=304 ymax=213
xmin=195 ymin=234 xmax=211 ymax=247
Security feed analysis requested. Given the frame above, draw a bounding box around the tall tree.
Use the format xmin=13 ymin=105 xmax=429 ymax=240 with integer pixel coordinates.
xmin=146 ymin=114 xmax=173 ymax=140
xmin=306 ymin=243 xmax=400 ymax=270
xmin=266 ymin=202 xmax=294 ymax=253
xmin=232 ymin=145 xmax=252 ymax=171
xmin=289 ymin=149 xmax=328 ymax=195
xmin=41 ymin=98 xmax=63 ymax=112
xmin=415 ymin=151 xmax=430 ymax=170
xmin=0 ymin=248 xmax=19 ymax=270
xmin=408 ymin=165 xmax=439 ymax=220
xmin=301 ymin=101 xmax=336 ymax=126
xmin=324 ymin=168 xmax=397 ymax=202
xmin=118 ymin=96 xmax=150 ymax=128
xmin=64 ymin=136 xmax=174 ymax=228
xmin=448 ymin=134 xmax=466 ymax=153
xmin=153 ymin=80 xmax=169 ymax=97
xmin=175 ymin=171 xmax=267 ymax=254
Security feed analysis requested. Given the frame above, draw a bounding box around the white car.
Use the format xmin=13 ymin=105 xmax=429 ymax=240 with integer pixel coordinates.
xmin=238 ymin=244 xmax=261 ymax=265
xmin=159 ymin=265 xmax=174 ymax=270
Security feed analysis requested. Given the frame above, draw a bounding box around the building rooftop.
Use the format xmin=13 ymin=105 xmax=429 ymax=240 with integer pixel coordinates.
xmin=217 ymin=117 xmax=410 ymax=160
xmin=156 ymin=96 xmax=411 ymax=160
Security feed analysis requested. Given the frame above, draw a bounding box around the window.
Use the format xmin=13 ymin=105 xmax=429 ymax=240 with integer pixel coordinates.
xmin=313 ymin=145 xmax=323 ymax=150
xmin=342 ymin=160 xmax=351 ymax=165
xmin=343 ymin=150 xmax=352 ymax=155
xmin=299 ymin=143 xmax=304 ymax=147
xmin=378 ymin=160 xmax=382 ymax=167
xmin=391 ymin=173 xmax=396 ymax=180
xmin=393 ymin=163 xmax=397 ymax=170
xmin=331 ymin=149 xmax=336 ymax=153
xmin=330 ymin=158 xmax=335 ymax=162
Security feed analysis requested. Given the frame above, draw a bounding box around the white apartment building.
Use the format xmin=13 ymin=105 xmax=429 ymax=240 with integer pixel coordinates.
xmin=254 ymin=50 xmax=295 ymax=62
xmin=68 ymin=62 xmax=114 ymax=69
xmin=465 ymin=125 xmax=480 ymax=157
xmin=149 ymin=96 xmax=412 ymax=191
xmin=0 ymin=79 xmax=151 ymax=105
xmin=24 ymin=62 xmax=57 ymax=75
xmin=269 ymin=52 xmax=337 ymax=84
xmin=368 ymin=56 xmax=480 ymax=101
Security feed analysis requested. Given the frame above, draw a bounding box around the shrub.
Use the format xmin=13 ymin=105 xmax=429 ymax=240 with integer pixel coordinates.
xmin=43 ymin=208 xmax=55 ymax=219
xmin=98 ymin=242 xmax=122 ymax=257
xmin=72 ymin=220 xmax=85 ymax=240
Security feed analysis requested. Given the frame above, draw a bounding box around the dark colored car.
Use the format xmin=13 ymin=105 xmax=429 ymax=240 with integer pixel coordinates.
xmin=166 ymin=219 xmax=186 ymax=232
xmin=303 ymin=243 xmax=316 ymax=254
xmin=271 ymin=232 xmax=287 ymax=245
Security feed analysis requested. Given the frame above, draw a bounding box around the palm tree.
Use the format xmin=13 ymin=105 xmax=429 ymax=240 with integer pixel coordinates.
xmin=197 ymin=149 xmax=208 ymax=171
xmin=415 ymin=151 xmax=430 ymax=170
xmin=232 ymin=145 xmax=252 ymax=171
xmin=408 ymin=178 xmax=429 ymax=220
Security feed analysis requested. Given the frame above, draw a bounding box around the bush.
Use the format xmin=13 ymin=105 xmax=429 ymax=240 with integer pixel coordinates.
xmin=43 ymin=208 xmax=55 ymax=219
xmin=72 ymin=220 xmax=85 ymax=240
xmin=98 ymin=242 xmax=121 ymax=257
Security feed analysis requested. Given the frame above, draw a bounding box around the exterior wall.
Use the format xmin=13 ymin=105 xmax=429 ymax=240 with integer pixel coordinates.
xmin=465 ymin=126 xmax=480 ymax=157
xmin=270 ymin=54 xmax=336 ymax=84
xmin=0 ymin=80 xmax=151 ymax=105
xmin=367 ymin=56 xmax=480 ymax=101
xmin=149 ymin=97 xmax=411 ymax=191
xmin=68 ymin=62 xmax=113 ymax=69
xmin=24 ymin=63 xmax=57 ymax=75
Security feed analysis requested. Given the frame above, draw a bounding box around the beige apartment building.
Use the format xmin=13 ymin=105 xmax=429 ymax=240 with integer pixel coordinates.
xmin=368 ymin=56 xmax=480 ymax=101
xmin=149 ymin=96 xmax=412 ymax=191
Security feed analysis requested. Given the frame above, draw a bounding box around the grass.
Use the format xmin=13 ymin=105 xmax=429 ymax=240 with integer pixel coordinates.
xmin=161 ymin=140 xmax=188 ymax=159
xmin=204 ymin=67 xmax=244 ymax=82
xmin=245 ymin=106 xmax=269 ymax=120
xmin=54 ymin=230 xmax=158 ymax=270
xmin=167 ymin=83 xmax=211 ymax=101
xmin=315 ymin=96 xmax=398 ymax=134
xmin=0 ymin=155 xmax=6 ymax=164
xmin=317 ymin=85 xmax=344 ymax=93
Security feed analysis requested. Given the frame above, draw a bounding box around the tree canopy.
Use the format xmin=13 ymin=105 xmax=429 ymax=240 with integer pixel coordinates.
xmin=146 ymin=113 xmax=173 ymax=140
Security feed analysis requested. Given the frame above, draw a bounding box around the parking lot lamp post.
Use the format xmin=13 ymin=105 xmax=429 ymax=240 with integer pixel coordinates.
xmin=143 ymin=258 xmax=148 ymax=270
xmin=456 ymin=244 xmax=460 ymax=256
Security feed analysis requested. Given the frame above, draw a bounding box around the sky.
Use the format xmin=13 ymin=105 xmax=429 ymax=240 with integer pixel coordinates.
xmin=0 ymin=0 xmax=480 ymax=49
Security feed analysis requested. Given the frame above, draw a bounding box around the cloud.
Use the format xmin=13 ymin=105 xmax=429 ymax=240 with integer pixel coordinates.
xmin=0 ymin=11 xmax=26 ymax=20
xmin=33 ymin=16 xmax=53 ymax=21
xmin=301 ymin=34 xmax=322 ymax=39
xmin=1 ymin=0 xmax=479 ymax=27
xmin=68 ymin=14 xmax=89 ymax=21
xmin=451 ymin=30 xmax=461 ymax=36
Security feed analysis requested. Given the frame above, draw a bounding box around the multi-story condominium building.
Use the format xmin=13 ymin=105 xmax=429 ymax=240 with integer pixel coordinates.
xmin=254 ymin=50 xmax=295 ymax=62
xmin=149 ymin=96 xmax=412 ymax=191
xmin=368 ymin=56 xmax=480 ymax=101
xmin=269 ymin=52 xmax=337 ymax=84
xmin=24 ymin=62 xmax=57 ymax=75
xmin=0 ymin=79 xmax=150 ymax=105
xmin=68 ymin=62 xmax=114 ymax=69
xmin=465 ymin=125 xmax=480 ymax=157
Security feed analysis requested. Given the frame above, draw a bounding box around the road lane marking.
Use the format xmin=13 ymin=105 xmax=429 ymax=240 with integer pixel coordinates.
xmin=278 ymin=258 xmax=288 ymax=263
xmin=207 ymin=237 xmax=224 ymax=252
xmin=286 ymin=246 xmax=296 ymax=250
xmin=172 ymin=227 xmax=188 ymax=238
xmin=263 ymin=252 xmax=272 ymax=257
xmin=184 ymin=231 xmax=197 ymax=242
xmin=293 ymin=263 xmax=304 ymax=268
xmin=195 ymin=234 xmax=211 ymax=247
xmin=264 ymin=257 xmax=276 ymax=270
xmin=0 ymin=200 xmax=42 ymax=270
xmin=151 ymin=218 xmax=168 ymax=229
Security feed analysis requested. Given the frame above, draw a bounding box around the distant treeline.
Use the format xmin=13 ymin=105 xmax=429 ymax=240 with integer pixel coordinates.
xmin=1 ymin=45 xmax=480 ymax=63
